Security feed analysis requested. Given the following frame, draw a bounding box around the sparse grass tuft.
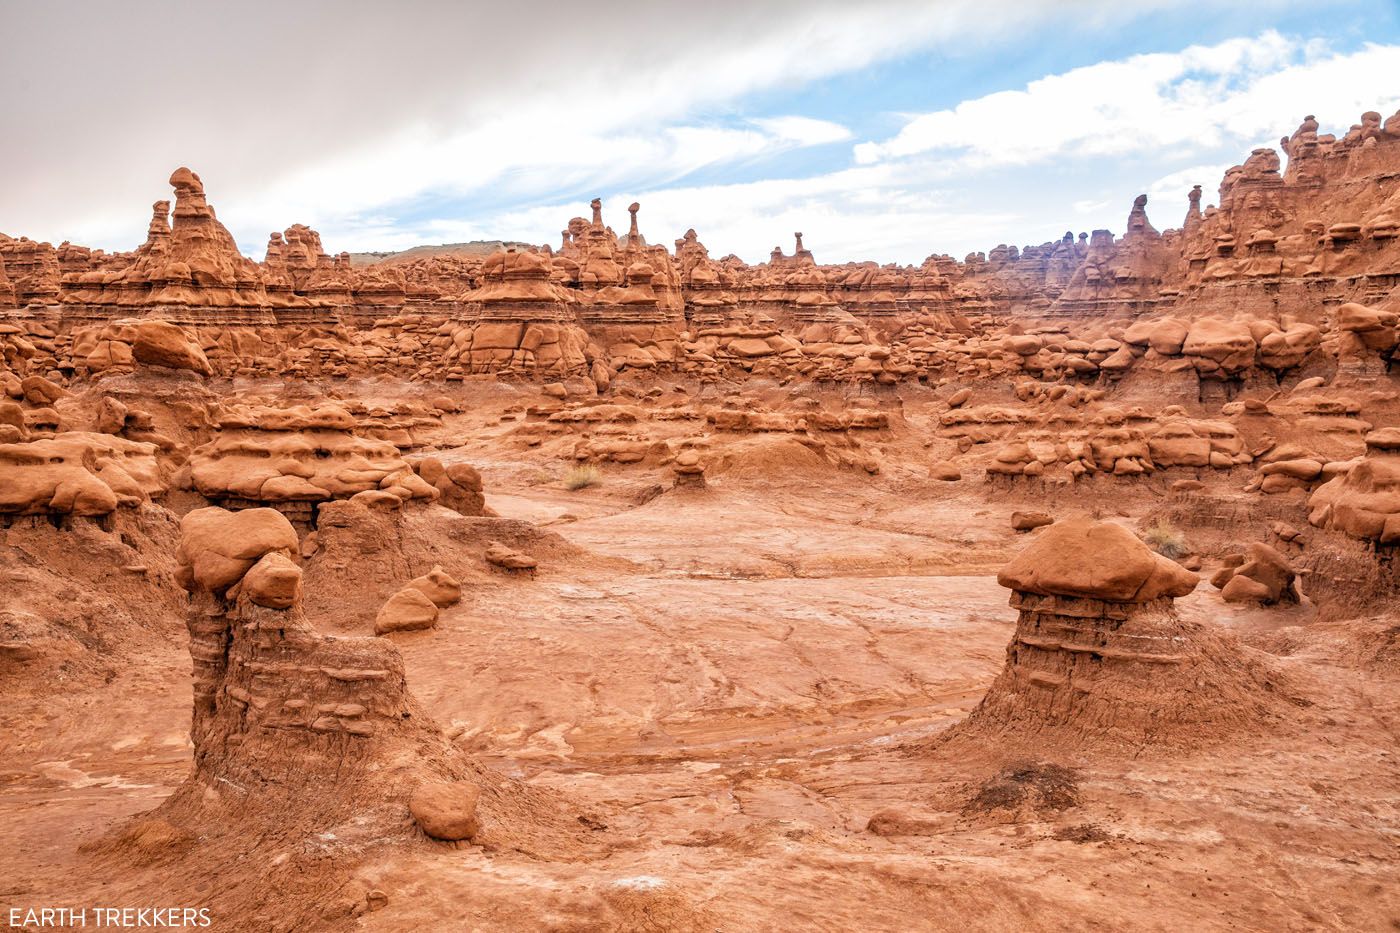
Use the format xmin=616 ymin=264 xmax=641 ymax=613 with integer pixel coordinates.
xmin=1142 ymin=519 xmax=1189 ymax=559
xmin=524 ymin=470 xmax=555 ymax=487
xmin=563 ymin=464 xmax=602 ymax=491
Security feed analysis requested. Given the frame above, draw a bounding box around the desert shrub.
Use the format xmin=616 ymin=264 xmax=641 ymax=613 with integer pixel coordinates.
xmin=1142 ymin=519 xmax=1188 ymax=559
xmin=563 ymin=464 xmax=602 ymax=490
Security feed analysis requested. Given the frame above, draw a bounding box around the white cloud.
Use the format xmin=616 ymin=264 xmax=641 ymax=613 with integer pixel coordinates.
xmin=2 ymin=0 xmax=1281 ymax=254
xmin=481 ymin=33 xmax=1398 ymax=266
xmin=853 ymin=32 xmax=1400 ymax=168
xmin=749 ymin=116 xmax=853 ymax=146
xmin=6 ymin=3 xmax=1391 ymax=269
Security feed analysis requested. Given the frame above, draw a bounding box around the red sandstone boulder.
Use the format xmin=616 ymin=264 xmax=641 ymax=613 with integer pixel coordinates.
xmin=1336 ymin=302 xmax=1397 ymax=352
xmin=409 ymin=781 xmax=481 ymax=841
xmin=128 ymin=320 xmax=213 ymax=375
xmin=1011 ymin=511 xmax=1054 ymax=532
xmin=1182 ymin=319 xmax=1256 ymax=376
xmin=374 ymin=586 xmax=439 ymax=635
xmin=929 ymin=460 xmax=961 ymax=481
xmin=238 ymin=552 xmax=304 ymax=609
xmin=405 ymin=566 xmax=462 ymax=608
xmin=1308 ymin=429 xmax=1400 ymax=544
xmin=20 ymin=375 xmax=66 ymax=405
xmin=485 ymin=541 xmax=538 ymax=572
xmin=1217 ymin=543 xmax=1297 ymax=604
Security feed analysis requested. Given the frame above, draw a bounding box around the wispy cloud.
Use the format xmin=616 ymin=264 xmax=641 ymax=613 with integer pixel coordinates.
xmin=3 ymin=3 xmax=1394 ymax=267
xmin=2 ymin=0 xmax=1289 ymax=256
xmin=852 ymin=32 xmax=1397 ymax=168
xmin=749 ymin=116 xmax=853 ymax=146
xmin=353 ymin=32 xmax=1400 ymax=265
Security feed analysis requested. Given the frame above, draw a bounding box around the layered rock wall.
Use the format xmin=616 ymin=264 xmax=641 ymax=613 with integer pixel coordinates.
xmin=3 ymin=108 xmax=1397 ymax=389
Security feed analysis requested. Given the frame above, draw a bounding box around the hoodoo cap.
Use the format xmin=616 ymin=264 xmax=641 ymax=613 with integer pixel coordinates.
xmin=997 ymin=517 xmax=1198 ymax=602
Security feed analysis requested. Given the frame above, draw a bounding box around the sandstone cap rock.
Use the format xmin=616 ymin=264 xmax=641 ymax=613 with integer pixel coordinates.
xmin=176 ymin=506 xmax=300 ymax=594
xmin=997 ymin=517 xmax=1198 ymax=602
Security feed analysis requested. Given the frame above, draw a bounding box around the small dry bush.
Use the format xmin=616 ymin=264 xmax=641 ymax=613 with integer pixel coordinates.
xmin=563 ymin=464 xmax=602 ymax=490
xmin=1142 ymin=519 xmax=1188 ymax=559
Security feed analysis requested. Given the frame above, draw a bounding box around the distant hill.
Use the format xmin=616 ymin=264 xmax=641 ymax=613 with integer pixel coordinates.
xmin=347 ymin=240 xmax=542 ymax=267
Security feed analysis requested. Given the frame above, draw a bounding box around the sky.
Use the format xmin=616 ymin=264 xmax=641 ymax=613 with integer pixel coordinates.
xmin=2 ymin=0 xmax=1399 ymax=265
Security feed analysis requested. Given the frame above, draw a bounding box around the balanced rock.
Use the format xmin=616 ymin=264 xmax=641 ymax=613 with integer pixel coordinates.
xmin=175 ymin=507 xmax=300 ymax=595
xmin=671 ymin=448 xmax=706 ymax=489
xmin=948 ymin=518 xmax=1285 ymax=752
xmin=131 ymin=495 xmax=562 ymax=932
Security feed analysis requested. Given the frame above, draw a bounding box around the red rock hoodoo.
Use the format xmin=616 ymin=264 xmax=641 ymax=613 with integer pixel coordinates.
xmin=85 ymin=507 xmax=580 ymax=926
xmin=946 ymin=519 xmax=1292 ymax=752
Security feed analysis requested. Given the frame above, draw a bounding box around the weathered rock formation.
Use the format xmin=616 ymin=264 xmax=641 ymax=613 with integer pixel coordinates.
xmin=91 ymin=507 xmax=578 ymax=925
xmin=411 ymin=457 xmax=487 ymax=516
xmin=451 ymin=248 xmax=590 ymax=375
xmin=184 ymin=403 xmax=438 ymax=522
xmin=2 ymin=107 xmax=1398 ymax=394
xmin=0 ymin=432 xmax=164 ymax=517
xmin=1308 ymin=427 xmax=1400 ymax=544
xmin=1212 ymin=542 xmax=1300 ymax=604
xmin=945 ymin=518 xmax=1289 ymax=752
xmin=72 ymin=318 xmax=212 ymax=375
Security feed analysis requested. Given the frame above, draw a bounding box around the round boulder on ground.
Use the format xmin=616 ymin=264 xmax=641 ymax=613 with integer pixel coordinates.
xmin=409 ymin=781 xmax=481 ymax=841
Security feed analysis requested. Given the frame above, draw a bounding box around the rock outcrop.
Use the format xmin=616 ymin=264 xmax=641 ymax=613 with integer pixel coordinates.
xmin=72 ymin=319 xmax=212 ymax=375
xmin=946 ymin=518 xmax=1289 ymax=752
xmin=1308 ymin=428 xmax=1400 ymax=544
xmin=185 ymin=403 xmax=437 ymax=522
xmin=0 ymin=432 xmax=164 ymax=516
xmin=452 ymin=248 xmax=589 ymax=375
xmin=412 ymin=457 xmax=487 ymax=516
xmin=1212 ymin=542 xmax=1300 ymax=604
xmin=1 ymin=107 xmax=1396 ymax=393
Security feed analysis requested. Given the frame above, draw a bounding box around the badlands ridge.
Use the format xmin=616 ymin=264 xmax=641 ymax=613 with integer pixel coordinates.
xmin=2 ymin=108 xmax=1400 ymax=931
